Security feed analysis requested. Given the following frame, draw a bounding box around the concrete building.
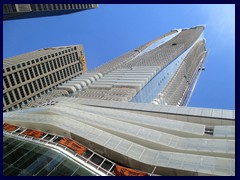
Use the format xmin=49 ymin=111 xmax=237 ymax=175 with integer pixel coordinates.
xmin=3 ymin=45 xmax=87 ymax=112
xmin=54 ymin=26 xmax=207 ymax=106
xmin=3 ymin=4 xmax=98 ymax=20
xmin=3 ymin=25 xmax=235 ymax=176
xmin=3 ymin=98 xmax=235 ymax=176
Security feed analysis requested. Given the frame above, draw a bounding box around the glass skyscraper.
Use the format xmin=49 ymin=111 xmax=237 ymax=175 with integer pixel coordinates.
xmin=54 ymin=25 xmax=207 ymax=106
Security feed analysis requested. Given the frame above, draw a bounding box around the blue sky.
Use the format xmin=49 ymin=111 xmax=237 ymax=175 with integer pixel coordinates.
xmin=3 ymin=4 xmax=235 ymax=110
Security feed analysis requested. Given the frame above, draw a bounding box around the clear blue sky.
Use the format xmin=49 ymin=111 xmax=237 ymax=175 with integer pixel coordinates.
xmin=3 ymin=4 xmax=235 ymax=110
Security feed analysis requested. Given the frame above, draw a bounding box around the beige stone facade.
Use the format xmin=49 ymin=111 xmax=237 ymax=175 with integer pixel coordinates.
xmin=3 ymin=45 xmax=87 ymax=112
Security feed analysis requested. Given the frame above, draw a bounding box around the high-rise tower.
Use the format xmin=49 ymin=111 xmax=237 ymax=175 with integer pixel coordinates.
xmin=57 ymin=26 xmax=206 ymax=106
xmin=3 ymin=4 xmax=98 ymax=20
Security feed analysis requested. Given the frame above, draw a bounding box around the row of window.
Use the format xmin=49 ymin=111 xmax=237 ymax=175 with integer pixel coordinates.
xmin=3 ymin=48 xmax=78 ymax=73
xmin=3 ymin=64 xmax=81 ymax=109
xmin=3 ymin=4 xmax=17 ymax=13
xmin=4 ymin=62 xmax=81 ymax=90
xmin=33 ymin=4 xmax=93 ymax=11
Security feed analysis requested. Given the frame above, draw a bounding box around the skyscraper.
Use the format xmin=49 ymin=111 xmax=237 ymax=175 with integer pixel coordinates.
xmin=3 ymin=4 xmax=98 ymax=21
xmin=3 ymin=25 xmax=235 ymax=176
xmin=3 ymin=45 xmax=86 ymax=112
xmin=52 ymin=25 xmax=207 ymax=106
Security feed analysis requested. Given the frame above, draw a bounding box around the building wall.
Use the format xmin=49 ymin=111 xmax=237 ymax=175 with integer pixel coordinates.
xmin=3 ymin=4 xmax=98 ymax=20
xmin=64 ymin=26 xmax=206 ymax=106
xmin=3 ymin=45 xmax=86 ymax=112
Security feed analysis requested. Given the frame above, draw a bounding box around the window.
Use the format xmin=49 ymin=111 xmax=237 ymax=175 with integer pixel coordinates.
xmin=24 ymin=85 xmax=30 ymax=96
xmin=19 ymin=71 xmax=25 ymax=82
xmin=3 ymin=76 xmax=10 ymax=89
xmin=29 ymin=67 xmax=34 ymax=78
xmin=53 ymin=73 xmax=57 ymax=82
xmin=3 ymin=93 xmax=10 ymax=105
xmin=24 ymin=69 xmax=30 ymax=80
xmin=49 ymin=74 xmax=54 ymax=83
xmin=22 ymin=63 xmax=26 ymax=67
xmin=33 ymin=66 xmax=38 ymax=77
xmin=46 ymin=76 xmax=50 ymax=86
xmin=38 ymin=64 xmax=43 ymax=75
xmin=49 ymin=60 xmax=54 ymax=70
xmin=6 ymin=67 xmax=10 ymax=72
xmin=46 ymin=62 xmax=50 ymax=71
xmin=43 ymin=4 xmax=47 ymax=10
xmin=31 ymin=60 xmax=35 ymax=64
xmin=19 ymin=86 xmax=25 ymax=98
xmin=9 ymin=74 xmax=15 ymax=86
xmin=37 ymin=79 xmax=42 ymax=89
xmin=14 ymin=89 xmax=20 ymax=100
xmin=33 ymin=81 xmax=38 ymax=91
xmin=41 ymin=77 xmax=46 ymax=87
xmin=27 ymin=61 xmax=30 ymax=65
xmin=36 ymin=59 xmax=39 ymax=63
xmin=42 ymin=63 xmax=47 ymax=73
xmin=14 ymin=72 xmax=21 ymax=84
xmin=12 ymin=66 xmax=16 ymax=70
xmin=37 ymin=4 xmax=42 ymax=10
xmin=29 ymin=83 xmax=34 ymax=93
xmin=53 ymin=59 xmax=57 ymax=68
xmin=69 ymin=66 xmax=73 ymax=75
xmin=8 ymin=91 xmax=15 ymax=103
xmin=17 ymin=64 xmax=21 ymax=68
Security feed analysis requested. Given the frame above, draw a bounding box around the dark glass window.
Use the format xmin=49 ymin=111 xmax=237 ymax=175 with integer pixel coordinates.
xmin=19 ymin=86 xmax=25 ymax=98
xmin=14 ymin=72 xmax=21 ymax=84
xmin=9 ymin=74 xmax=15 ymax=86
xmin=19 ymin=71 xmax=25 ymax=82
xmin=3 ymin=93 xmax=10 ymax=105
xmin=8 ymin=91 xmax=15 ymax=103
xmin=29 ymin=83 xmax=34 ymax=93
xmin=14 ymin=89 xmax=20 ymax=100
xmin=24 ymin=69 xmax=30 ymax=80
xmin=29 ymin=67 xmax=34 ymax=78
xmin=3 ymin=76 xmax=10 ymax=88
xmin=37 ymin=64 xmax=42 ymax=75
xmin=24 ymin=85 xmax=30 ymax=96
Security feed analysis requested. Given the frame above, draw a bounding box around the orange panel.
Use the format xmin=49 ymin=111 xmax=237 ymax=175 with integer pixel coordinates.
xmin=114 ymin=165 xmax=148 ymax=176
xmin=22 ymin=129 xmax=44 ymax=138
xmin=59 ymin=137 xmax=87 ymax=155
xmin=3 ymin=123 xmax=18 ymax=131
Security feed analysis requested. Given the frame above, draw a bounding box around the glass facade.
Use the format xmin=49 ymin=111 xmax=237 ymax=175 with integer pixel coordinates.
xmin=3 ymin=135 xmax=97 ymax=176
xmin=131 ymin=32 xmax=204 ymax=103
xmin=134 ymin=31 xmax=180 ymax=58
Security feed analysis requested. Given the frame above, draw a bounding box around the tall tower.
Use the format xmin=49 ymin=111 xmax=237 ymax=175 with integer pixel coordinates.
xmin=59 ymin=26 xmax=206 ymax=106
xmin=3 ymin=4 xmax=98 ymax=20
xmin=3 ymin=45 xmax=86 ymax=112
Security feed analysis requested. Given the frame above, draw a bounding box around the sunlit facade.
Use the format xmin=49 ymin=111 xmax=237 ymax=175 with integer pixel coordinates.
xmin=53 ymin=26 xmax=207 ymax=106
